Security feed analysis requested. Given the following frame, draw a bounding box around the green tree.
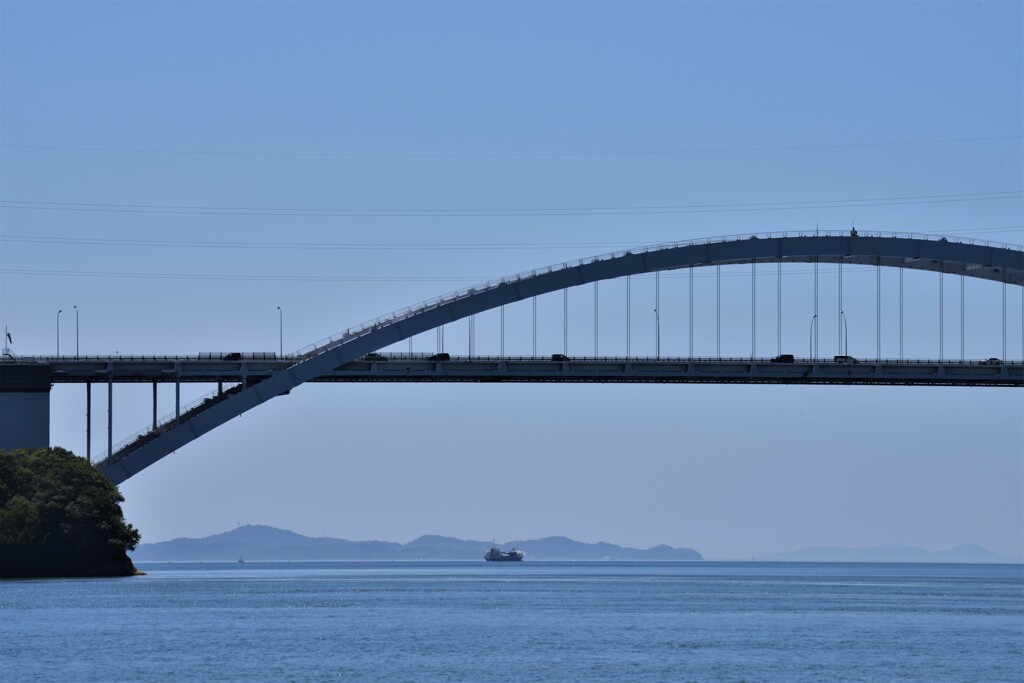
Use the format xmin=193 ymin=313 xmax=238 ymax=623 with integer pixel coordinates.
xmin=0 ymin=447 xmax=140 ymax=578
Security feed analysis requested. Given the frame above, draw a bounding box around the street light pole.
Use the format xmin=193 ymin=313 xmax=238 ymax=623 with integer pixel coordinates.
xmin=808 ymin=314 xmax=817 ymax=359
xmin=277 ymin=307 xmax=283 ymax=358
xmin=74 ymin=305 xmax=79 ymax=358
xmin=56 ymin=309 xmax=62 ymax=357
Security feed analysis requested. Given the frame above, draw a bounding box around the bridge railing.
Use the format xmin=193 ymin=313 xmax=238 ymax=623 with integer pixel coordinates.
xmin=2 ymin=352 xmax=281 ymax=363
xmin=290 ymin=229 xmax=1024 ymax=360
xmin=342 ymin=353 xmax=1022 ymax=365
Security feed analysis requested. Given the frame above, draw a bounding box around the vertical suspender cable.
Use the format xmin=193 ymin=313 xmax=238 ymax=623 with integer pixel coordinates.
xmin=1002 ymin=280 xmax=1006 ymax=361
xmin=876 ymin=258 xmax=881 ymax=361
xmin=594 ymin=282 xmax=599 ymax=357
xmin=500 ymin=305 xmax=505 ymax=357
xmin=751 ymin=260 xmax=756 ymax=359
xmin=689 ymin=267 xmax=694 ymax=357
xmin=899 ymin=268 xmax=904 ymax=360
xmin=716 ymin=266 xmax=721 ymax=357
xmin=814 ymin=258 xmax=819 ymax=358
xmin=777 ymin=261 xmax=782 ymax=357
xmin=939 ymin=265 xmax=944 ymax=361
xmin=960 ymin=275 xmax=965 ymax=362
xmin=564 ymin=288 xmax=568 ymax=356
xmin=627 ymin=275 xmax=632 ymax=358
xmin=838 ymin=262 xmax=843 ymax=355
xmin=532 ymin=296 xmax=537 ymax=357
xmin=655 ymin=270 xmax=661 ymax=359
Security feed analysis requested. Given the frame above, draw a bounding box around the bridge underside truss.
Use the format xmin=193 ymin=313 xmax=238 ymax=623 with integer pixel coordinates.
xmin=91 ymin=233 xmax=1023 ymax=484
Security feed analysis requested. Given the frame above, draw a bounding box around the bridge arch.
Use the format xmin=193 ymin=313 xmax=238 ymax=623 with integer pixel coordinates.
xmin=99 ymin=231 xmax=1024 ymax=484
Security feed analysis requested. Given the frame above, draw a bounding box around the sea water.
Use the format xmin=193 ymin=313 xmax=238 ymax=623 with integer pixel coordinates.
xmin=2 ymin=562 xmax=1021 ymax=682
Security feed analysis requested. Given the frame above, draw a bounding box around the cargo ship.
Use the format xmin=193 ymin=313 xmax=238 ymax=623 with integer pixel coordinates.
xmin=484 ymin=546 xmax=524 ymax=562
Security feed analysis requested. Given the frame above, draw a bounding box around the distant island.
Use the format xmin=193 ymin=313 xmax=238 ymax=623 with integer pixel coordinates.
xmin=763 ymin=544 xmax=1021 ymax=564
xmin=131 ymin=525 xmax=703 ymax=562
xmin=0 ymin=447 xmax=140 ymax=578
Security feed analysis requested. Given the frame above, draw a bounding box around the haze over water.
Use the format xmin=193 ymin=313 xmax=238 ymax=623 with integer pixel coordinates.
xmin=3 ymin=562 xmax=1022 ymax=681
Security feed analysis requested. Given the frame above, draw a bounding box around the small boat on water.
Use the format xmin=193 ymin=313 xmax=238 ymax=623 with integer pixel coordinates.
xmin=484 ymin=546 xmax=524 ymax=562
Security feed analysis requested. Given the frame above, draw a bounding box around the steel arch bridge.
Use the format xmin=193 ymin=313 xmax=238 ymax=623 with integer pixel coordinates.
xmin=84 ymin=231 xmax=1022 ymax=484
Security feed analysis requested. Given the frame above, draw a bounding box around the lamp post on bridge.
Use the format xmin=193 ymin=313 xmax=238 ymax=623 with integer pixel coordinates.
xmin=277 ymin=307 xmax=283 ymax=358
xmin=74 ymin=305 xmax=79 ymax=358
xmin=56 ymin=309 xmax=62 ymax=357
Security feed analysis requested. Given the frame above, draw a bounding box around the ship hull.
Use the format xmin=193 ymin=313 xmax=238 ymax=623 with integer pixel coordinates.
xmin=484 ymin=547 xmax=524 ymax=562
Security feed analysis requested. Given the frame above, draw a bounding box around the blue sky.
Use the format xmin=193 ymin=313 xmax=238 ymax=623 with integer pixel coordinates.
xmin=1 ymin=1 xmax=1022 ymax=558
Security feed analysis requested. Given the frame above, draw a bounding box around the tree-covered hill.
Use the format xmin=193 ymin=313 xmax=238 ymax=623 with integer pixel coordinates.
xmin=0 ymin=447 xmax=140 ymax=578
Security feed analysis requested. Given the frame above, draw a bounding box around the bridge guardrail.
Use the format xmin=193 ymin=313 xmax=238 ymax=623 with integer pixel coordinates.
xmin=336 ymin=353 xmax=1024 ymax=365
xmin=2 ymin=352 xmax=285 ymax=363
xmin=8 ymin=353 xmax=1023 ymax=367
xmin=291 ymin=230 xmax=1024 ymax=360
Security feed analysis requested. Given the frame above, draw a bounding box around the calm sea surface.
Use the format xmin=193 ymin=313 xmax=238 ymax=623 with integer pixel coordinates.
xmin=2 ymin=561 xmax=1022 ymax=682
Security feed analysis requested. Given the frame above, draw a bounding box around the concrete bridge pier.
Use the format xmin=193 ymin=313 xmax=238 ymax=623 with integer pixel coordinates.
xmin=0 ymin=364 xmax=51 ymax=451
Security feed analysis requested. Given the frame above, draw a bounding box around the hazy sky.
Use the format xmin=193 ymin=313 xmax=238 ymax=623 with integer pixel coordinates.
xmin=1 ymin=1 xmax=1022 ymax=559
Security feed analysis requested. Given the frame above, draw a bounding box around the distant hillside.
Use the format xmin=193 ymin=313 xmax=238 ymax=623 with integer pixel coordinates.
xmin=131 ymin=525 xmax=702 ymax=562
xmin=764 ymin=543 xmax=1021 ymax=564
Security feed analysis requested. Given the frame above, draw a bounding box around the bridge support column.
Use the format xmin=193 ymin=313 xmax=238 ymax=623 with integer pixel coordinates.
xmin=86 ymin=383 xmax=91 ymax=463
xmin=152 ymin=381 xmax=157 ymax=430
xmin=0 ymin=364 xmax=51 ymax=451
xmin=107 ymin=374 xmax=113 ymax=459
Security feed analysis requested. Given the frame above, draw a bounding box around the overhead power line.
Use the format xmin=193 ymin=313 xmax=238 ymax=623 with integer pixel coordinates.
xmin=2 ymin=191 xmax=1020 ymax=219
xmin=0 ymin=237 xmax=651 ymax=251
xmin=0 ymin=270 xmax=479 ymax=282
xmin=1 ymin=225 xmax=1021 ymax=253
xmin=1 ymin=134 xmax=1020 ymax=158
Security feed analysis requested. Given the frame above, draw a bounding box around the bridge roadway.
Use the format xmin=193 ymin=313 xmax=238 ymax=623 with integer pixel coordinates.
xmin=11 ymin=354 xmax=1023 ymax=387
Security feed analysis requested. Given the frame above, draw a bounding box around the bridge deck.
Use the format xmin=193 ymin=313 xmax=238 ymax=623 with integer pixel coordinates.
xmin=7 ymin=355 xmax=1021 ymax=387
